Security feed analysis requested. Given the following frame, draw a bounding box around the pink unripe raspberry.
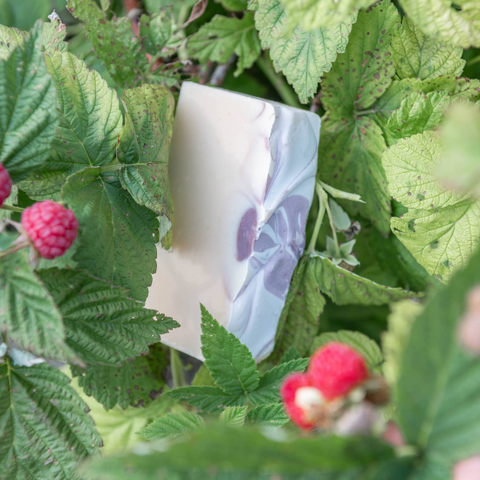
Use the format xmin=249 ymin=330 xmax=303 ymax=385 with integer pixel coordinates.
xmin=21 ymin=200 xmax=78 ymax=259
xmin=280 ymin=373 xmax=319 ymax=430
xmin=308 ymin=342 xmax=369 ymax=400
xmin=0 ymin=163 xmax=12 ymax=207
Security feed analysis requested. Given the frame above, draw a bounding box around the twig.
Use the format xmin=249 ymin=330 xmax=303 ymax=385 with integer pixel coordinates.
xmin=0 ymin=241 xmax=30 ymax=260
xmin=0 ymin=204 xmax=23 ymax=213
xmin=256 ymin=54 xmax=302 ymax=109
xmin=210 ymin=54 xmax=237 ymax=86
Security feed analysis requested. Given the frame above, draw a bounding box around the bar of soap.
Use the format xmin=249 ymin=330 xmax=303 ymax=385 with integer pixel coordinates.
xmin=146 ymin=82 xmax=321 ymax=361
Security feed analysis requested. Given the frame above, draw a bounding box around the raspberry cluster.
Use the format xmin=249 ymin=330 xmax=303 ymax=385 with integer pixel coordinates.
xmin=280 ymin=342 xmax=369 ymax=430
xmin=21 ymin=200 xmax=79 ymax=259
xmin=0 ymin=163 xmax=12 ymax=207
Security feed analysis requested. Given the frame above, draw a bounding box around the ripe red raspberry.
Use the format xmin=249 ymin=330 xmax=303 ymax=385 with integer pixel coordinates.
xmin=308 ymin=342 xmax=369 ymax=401
xmin=0 ymin=163 xmax=12 ymax=207
xmin=280 ymin=373 xmax=319 ymax=430
xmin=21 ymin=200 xmax=78 ymax=259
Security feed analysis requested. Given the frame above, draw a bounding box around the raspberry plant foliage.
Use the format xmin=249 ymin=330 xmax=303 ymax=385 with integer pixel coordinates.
xmin=1 ymin=0 xmax=480 ymax=478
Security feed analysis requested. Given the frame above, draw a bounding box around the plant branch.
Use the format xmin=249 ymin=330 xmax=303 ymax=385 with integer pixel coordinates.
xmin=0 ymin=204 xmax=23 ymax=213
xmin=322 ymin=187 xmax=341 ymax=257
xmin=307 ymin=183 xmax=326 ymax=254
xmin=0 ymin=241 xmax=30 ymax=260
xmin=256 ymin=54 xmax=302 ymax=109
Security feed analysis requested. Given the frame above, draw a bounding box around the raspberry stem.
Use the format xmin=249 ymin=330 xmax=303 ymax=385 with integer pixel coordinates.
xmin=0 ymin=241 xmax=30 ymax=259
xmin=0 ymin=205 xmax=23 ymax=213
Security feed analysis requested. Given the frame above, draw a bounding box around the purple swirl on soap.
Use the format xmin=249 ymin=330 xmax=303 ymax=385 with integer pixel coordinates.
xmin=236 ymin=208 xmax=258 ymax=261
xmin=251 ymin=194 xmax=309 ymax=299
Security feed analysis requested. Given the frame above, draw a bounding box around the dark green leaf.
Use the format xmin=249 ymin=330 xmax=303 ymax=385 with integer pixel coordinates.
xmin=0 ymin=361 xmax=101 ymax=480
xmin=38 ymin=268 xmax=177 ymax=365
xmin=246 ymin=403 xmax=290 ymax=427
xmin=61 ymin=167 xmax=159 ymax=301
xmin=271 ymin=256 xmax=326 ymax=361
xmin=85 ymin=424 xmax=393 ymax=476
xmin=397 ymin=246 xmax=480 ymax=461
xmin=0 ymin=22 xmax=58 ymax=182
xmin=0 ymin=251 xmax=73 ymax=361
xmin=138 ymin=412 xmax=204 ymax=440
xmin=309 ymin=255 xmax=421 ymax=305
xmin=118 ymin=84 xmax=175 ymax=220
xmin=201 ymin=305 xmax=259 ymax=395
xmin=73 ymin=352 xmax=166 ymax=411
xmin=248 ymin=358 xmax=308 ymax=405
xmin=164 ymin=386 xmax=245 ymax=413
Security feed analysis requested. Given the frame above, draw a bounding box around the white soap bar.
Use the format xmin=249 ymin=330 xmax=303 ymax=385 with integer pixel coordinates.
xmin=146 ymin=82 xmax=321 ymax=361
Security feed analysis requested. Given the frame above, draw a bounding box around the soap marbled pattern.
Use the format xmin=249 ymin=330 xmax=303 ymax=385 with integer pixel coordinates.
xmin=229 ymin=105 xmax=320 ymax=360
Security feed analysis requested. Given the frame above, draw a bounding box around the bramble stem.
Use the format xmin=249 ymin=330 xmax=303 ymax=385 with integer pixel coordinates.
xmin=323 ymin=189 xmax=341 ymax=258
xmin=0 ymin=241 xmax=30 ymax=260
xmin=0 ymin=204 xmax=23 ymax=213
xmin=170 ymin=348 xmax=186 ymax=389
xmin=256 ymin=54 xmax=303 ymax=109
xmin=307 ymin=183 xmax=326 ymax=254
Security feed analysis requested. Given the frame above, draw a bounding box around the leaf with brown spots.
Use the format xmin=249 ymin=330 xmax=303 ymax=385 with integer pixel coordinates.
xmin=319 ymin=117 xmax=392 ymax=234
xmin=321 ymin=0 xmax=400 ymax=119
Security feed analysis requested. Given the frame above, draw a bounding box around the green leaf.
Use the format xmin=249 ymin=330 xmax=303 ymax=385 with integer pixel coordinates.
xmin=371 ymin=78 xmax=423 ymax=128
xmin=0 ymin=251 xmax=74 ymax=361
xmin=188 ymin=12 xmax=261 ymax=76
xmin=86 ymin=424 xmax=393 ymax=476
xmin=67 ymin=0 xmax=147 ymax=87
xmin=400 ymin=0 xmax=480 ymax=48
xmin=392 ymin=17 xmax=465 ymax=80
xmin=321 ymin=0 xmax=400 ymax=118
xmin=73 ymin=352 xmax=166 ymax=411
xmin=384 ymin=91 xmax=451 ymax=146
xmin=329 ymin=198 xmax=351 ymax=231
xmin=139 ymin=12 xmax=179 ymax=56
xmin=318 ymin=118 xmax=391 ymax=234
xmin=364 ymin=228 xmax=441 ymax=292
xmin=311 ymin=330 xmax=383 ymax=370
xmin=396 ymin=245 xmax=480 ymax=462
xmin=42 ymin=18 xmax=69 ymax=55
xmin=0 ymin=0 xmax=50 ymax=32
xmin=164 ymin=386 xmax=246 ymax=413
xmin=248 ymin=358 xmax=308 ymax=405
xmin=0 ymin=361 xmax=101 ymax=480
xmin=310 ymin=255 xmax=421 ymax=304
xmin=382 ymin=300 xmax=423 ymax=389
xmin=201 ymin=305 xmax=259 ymax=395
xmin=40 ymin=51 xmax=122 ymax=186
xmin=282 ymin=0 xmax=375 ymax=30
xmin=61 ymin=167 xmax=159 ymax=301
xmin=221 ymin=0 xmax=249 ymax=11
xmin=0 ymin=22 xmax=58 ymax=182
xmin=383 ymin=131 xmax=480 ymax=282
xmin=255 ymin=0 xmax=355 ymax=103
xmin=271 ymin=256 xmax=326 ymax=361
xmin=436 ymin=103 xmax=480 ymax=198
xmin=246 ymin=403 xmax=290 ymax=427
xmin=38 ymin=268 xmax=177 ymax=365
xmin=219 ymin=406 xmax=248 ymax=426
xmin=0 ymin=24 xmax=26 ymax=60
xmin=118 ymin=84 xmax=175 ymax=221
xmin=138 ymin=412 xmax=205 ymax=440
xmin=419 ymin=75 xmax=480 ymax=102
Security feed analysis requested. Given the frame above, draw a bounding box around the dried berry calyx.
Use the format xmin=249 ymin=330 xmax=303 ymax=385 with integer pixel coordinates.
xmin=0 ymin=163 xmax=12 ymax=207
xmin=21 ymin=200 xmax=79 ymax=259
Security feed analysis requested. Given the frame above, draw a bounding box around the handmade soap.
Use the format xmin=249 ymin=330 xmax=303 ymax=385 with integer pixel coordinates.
xmin=146 ymin=82 xmax=321 ymax=361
